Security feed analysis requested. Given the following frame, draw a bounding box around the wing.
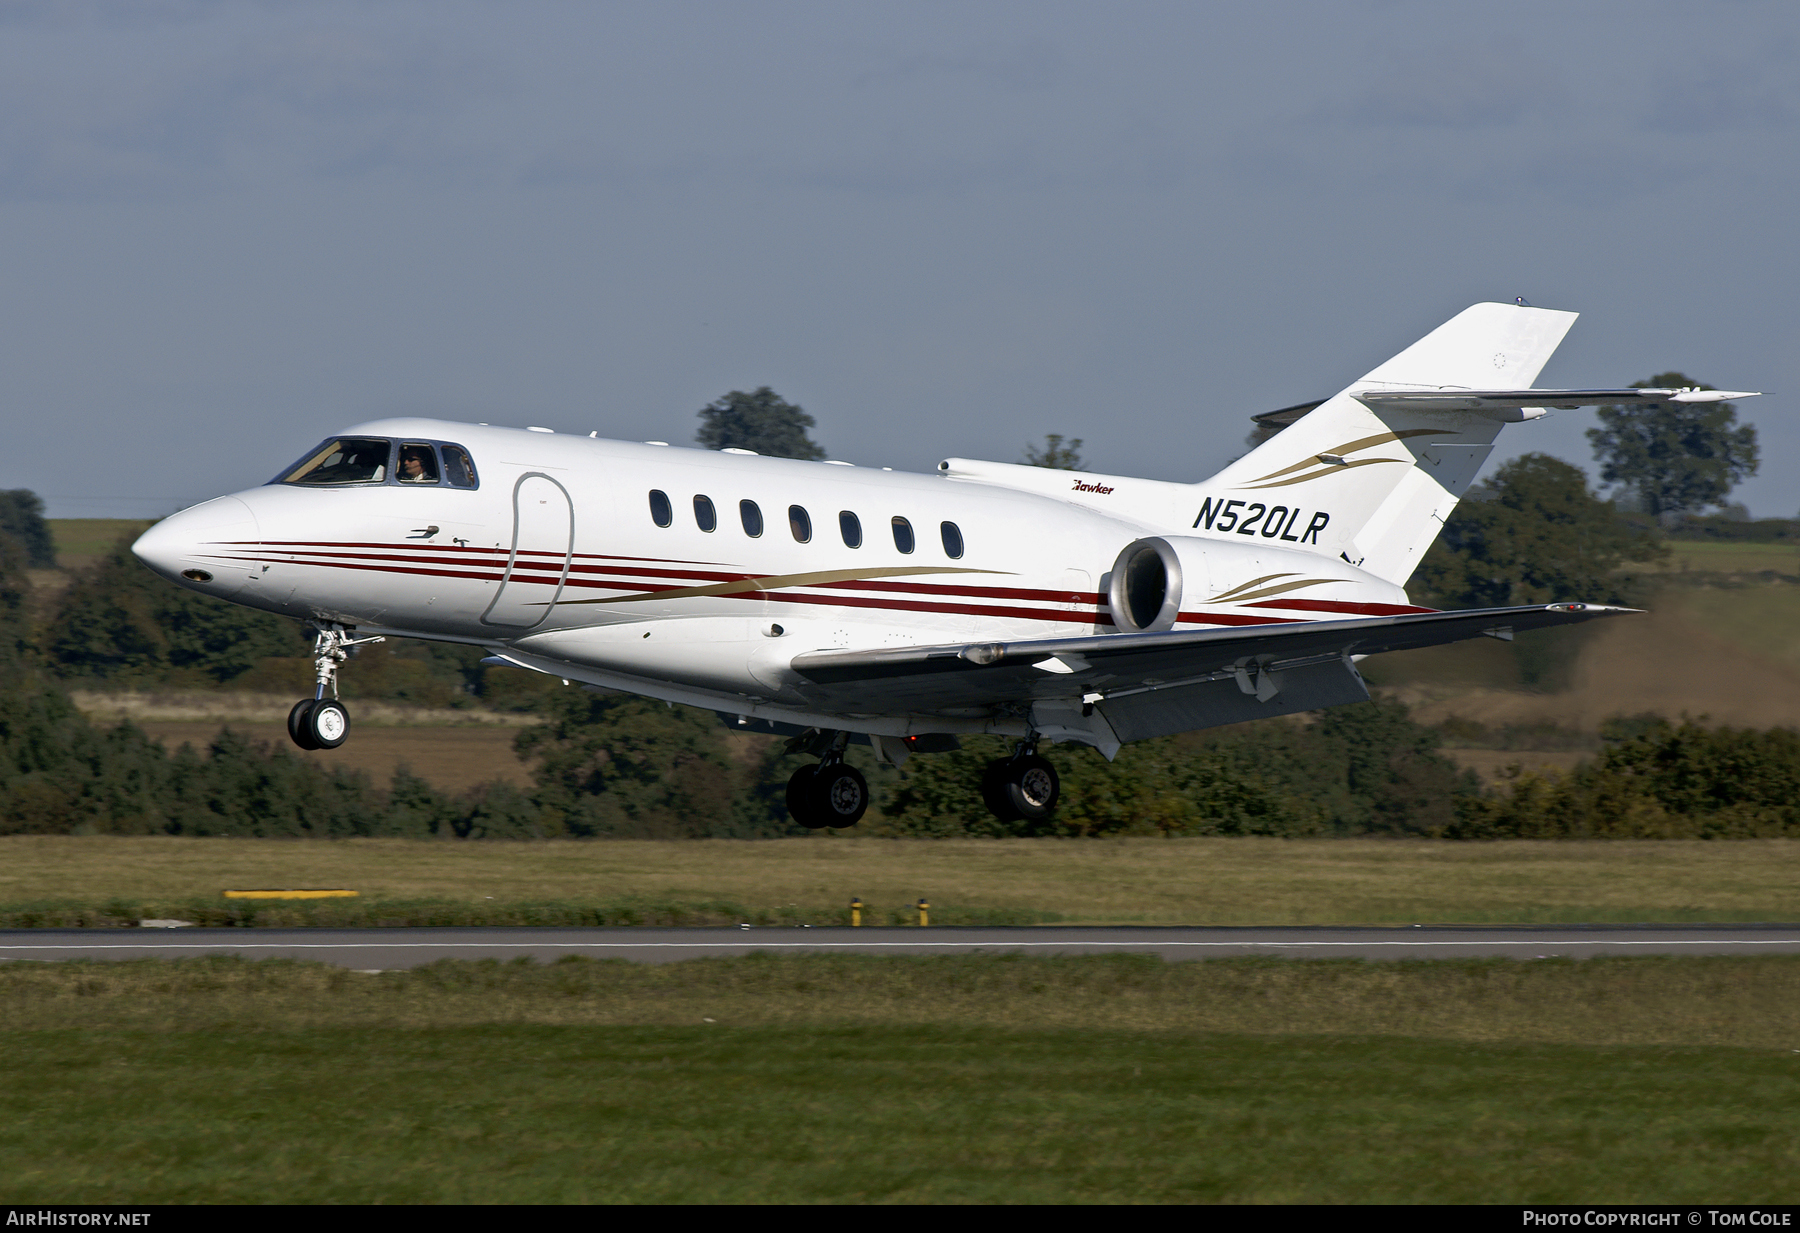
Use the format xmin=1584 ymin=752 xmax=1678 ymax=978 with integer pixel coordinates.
xmin=788 ymin=602 xmax=1634 ymax=718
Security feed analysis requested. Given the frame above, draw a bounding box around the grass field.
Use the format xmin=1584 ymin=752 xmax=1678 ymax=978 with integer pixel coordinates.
xmin=1395 ymin=585 xmax=1800 ymax=732
xmin=9 ymin=951 xmax=1800 ymax=1046
xmin=1655 ymin=539 xmax=1800 ymax=576
xmin=3 ymin=955 xmax=1798 ymax=1203
xmin=134 ymin=720 xmax=532 ymax=792
xmin=6 ymin=835 xmax=1800 ymax=927
xmin=45 ymin=518 xmax=153 ymax=571
xmin=67 ymin=691 xmax=541 ymax=792
xmin=1665 ymin=585 xmax=1800 ymax=679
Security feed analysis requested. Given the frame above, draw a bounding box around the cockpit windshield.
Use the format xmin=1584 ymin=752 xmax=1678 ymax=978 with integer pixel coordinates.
xmin=281 ymin=438 xmax=392 ymax=486
xmin=275 ymin=437 xmax=481 ymax=489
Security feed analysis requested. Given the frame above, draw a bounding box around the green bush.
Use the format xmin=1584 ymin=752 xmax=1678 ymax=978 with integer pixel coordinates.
xmin=0 ymin=490 xmax=55 ymax=568
xmin=46 ymin=541 xmax=310 ymax=684
xmin=882 ymin=698 xmax=1477 ymax=837
xmin=1414 ymin=454 xmax=1665 ymax=611
xmin=515 ymin=689 xmax=808 ymax=838
xmin=1450 ymin=718 xmax=1800 ymax=839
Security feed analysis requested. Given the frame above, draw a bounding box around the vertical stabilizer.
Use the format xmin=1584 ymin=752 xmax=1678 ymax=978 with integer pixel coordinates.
xmin=1193 ymin=303 xmax=1578 ymax=588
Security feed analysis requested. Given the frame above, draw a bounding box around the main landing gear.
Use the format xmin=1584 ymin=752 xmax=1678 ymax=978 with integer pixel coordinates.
xmin=784 ymin=730 xmax=870 ymax=830
xmin=780 ymin=729 xmax=1063 ymax=829
xmin=287 ymin=625 xmax=384 ymax=751
xmin=981 ymin=736 xmax=1060 ymax=824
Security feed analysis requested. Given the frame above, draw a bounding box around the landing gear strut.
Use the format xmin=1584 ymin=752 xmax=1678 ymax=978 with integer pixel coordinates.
xmin=783 ymin=730 xmax=869 ymax=830
xmin=981 ymin=735 xmax=1060 ymax=824
xmin=287 ymin=624 xmax=384 ymax=751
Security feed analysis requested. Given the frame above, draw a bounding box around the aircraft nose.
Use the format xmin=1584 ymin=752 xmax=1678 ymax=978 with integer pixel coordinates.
xmin=131 ymin=496 xmax=261 ymax=595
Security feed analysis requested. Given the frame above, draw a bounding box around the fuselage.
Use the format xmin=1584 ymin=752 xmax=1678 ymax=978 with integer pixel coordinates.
xmin=132 ymin=418 xmax=1424 ymax=734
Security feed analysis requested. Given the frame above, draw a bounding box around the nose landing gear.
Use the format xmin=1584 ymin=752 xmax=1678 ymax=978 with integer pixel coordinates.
xmin=981 ymin=735 xmax=1060 ymax=824
xmin=783 ymin=730 xmax=870 ymax=830
xmin=287 ymin=625 xmax=384 ymax=751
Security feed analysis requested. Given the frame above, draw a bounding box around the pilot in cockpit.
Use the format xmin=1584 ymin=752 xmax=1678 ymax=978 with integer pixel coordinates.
xmin=397 ymin=445 xmax=439 ymax=484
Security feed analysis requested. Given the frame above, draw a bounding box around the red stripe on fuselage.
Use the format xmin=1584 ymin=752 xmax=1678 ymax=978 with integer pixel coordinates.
xmin=218 ymin=544 xmax=1402 ymax=632
xmin=201 ymin=553 xmax=507 ymax=584
xmin=752 ymin=589 xmax=1113 ymax=626
xmin=1174 ymin=611 xmax=1304 ymax=627
xmin=1247 ymin=598 xmax=1435 ymax=616
xmin=239 ymin=542 xmax=1099 ymax=603
xmin=255 ymin=539 xmax=735 ymax=568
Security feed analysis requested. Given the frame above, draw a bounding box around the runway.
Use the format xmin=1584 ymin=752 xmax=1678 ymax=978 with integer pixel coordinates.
xmin=4 ymin=924 xmax=1800 ymax=968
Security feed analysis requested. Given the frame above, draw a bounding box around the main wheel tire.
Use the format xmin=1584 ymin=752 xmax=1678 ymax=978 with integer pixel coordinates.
xmin=306 ymin=699 xmax=351 ymax=750
xmin=808 ymin=763 xmax=869 ymax=828
xmin=1003 ymin=754 xmax=1060 ymax=822
xmin=786 ymin=765 xmax=827 ymax=829
xmin=980 ymin=757 xmax=1022 ymax=822
xmin=287 ymin=699 xmax=321 ymax=751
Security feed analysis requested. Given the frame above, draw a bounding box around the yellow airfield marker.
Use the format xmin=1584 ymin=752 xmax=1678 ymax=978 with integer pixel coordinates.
xmin=223 ymin=890 xmax=359 ymax=900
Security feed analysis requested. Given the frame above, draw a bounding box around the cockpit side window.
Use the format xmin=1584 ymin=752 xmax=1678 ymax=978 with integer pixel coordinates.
xmin=397 ymin=443 xmax=441 ymax=485
xmin=442 ymin=445 xmax=478 ymax=488
xmin=280 ymin=438 xmax=392 ymax=486
xmin=428 ymin=444 xmax=471 ymax=489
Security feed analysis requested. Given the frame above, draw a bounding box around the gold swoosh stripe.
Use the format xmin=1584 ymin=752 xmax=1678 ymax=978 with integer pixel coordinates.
xmin=1246 ymin=428 xmax=1457 ymax=484
xmin=1211 ymin=577 xmax=1343 ymax=605
xmin=1207 ymin=572 xmax=1299 ymax=603
xmin=1243 ymin=457 xmax=1409 ymax=490
xmin=555 ymin=565 xmax=1010 ymax=605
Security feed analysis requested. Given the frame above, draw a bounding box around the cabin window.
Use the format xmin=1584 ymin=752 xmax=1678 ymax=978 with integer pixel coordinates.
xmin=280 ymin=437 xmax=392 ymax=486
xmin=397 ymin=443 xmax=440 ymax=485
xmin=891 ymin=516 xmax=915 ymax=554
xmin=442 ymin=445 xmax=478 ymax=488
xmin=649 ymin=490 xmax=673 ymax=528
xmin=693 ymin=495 xmax=717 ymax=532
xmin=789 ymin=505 xmax=812 ymax=543
xmin=941 ymin=521 xmax=965 ymax=559
xmin=740 ymin=500 xmax=764 ymax=538
xmin=839 ymin=511 xmax=862 ymax=548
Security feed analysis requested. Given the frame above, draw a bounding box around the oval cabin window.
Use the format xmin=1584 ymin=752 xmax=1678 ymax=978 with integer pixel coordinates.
xmin=839 ymin=511 xmax=862 ymax=548
xmin=940 ymin=521 xmax=964 ymax=559
xmin=649 ymin=490 xmax=673 ymax=528
xmin=891 ymin=516 xmax=915 ymax=554
xmin=789 ymin=505 xmax=812 ymax=543
xmin=740 ymin=500 xmax=764 ymax=538
xmin=693 ymin=495 xmax=717 ymax=532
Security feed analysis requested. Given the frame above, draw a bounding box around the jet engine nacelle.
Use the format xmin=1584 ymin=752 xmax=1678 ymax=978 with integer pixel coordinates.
xmin=1105 ymin=534 xmax=1409 ymax=632
xmin=1106 ymin=536 xmax=1192 ymax=632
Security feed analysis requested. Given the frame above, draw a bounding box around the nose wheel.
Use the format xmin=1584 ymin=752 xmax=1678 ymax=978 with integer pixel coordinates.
xmin=287 ymin=698 xmax=351 ymax=751
xmin=287 ymin=624 xmax=382 ymax=751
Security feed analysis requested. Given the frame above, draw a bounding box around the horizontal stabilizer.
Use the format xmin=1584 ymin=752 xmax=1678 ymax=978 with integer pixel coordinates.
xmin=1356 ymin=387 xmax=1760 ymax=422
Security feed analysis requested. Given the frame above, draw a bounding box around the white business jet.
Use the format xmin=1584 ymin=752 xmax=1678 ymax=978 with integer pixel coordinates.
xmin=131 ymin=302 xmax=1757 ymax=829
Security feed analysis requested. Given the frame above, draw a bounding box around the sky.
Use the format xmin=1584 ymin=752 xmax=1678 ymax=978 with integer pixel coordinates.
xmin=2 ymin=0 xmax=1796 ymax=519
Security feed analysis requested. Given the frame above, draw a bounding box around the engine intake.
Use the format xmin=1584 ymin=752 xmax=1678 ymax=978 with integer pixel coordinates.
xmin=1107 ymin=538 xmax=1183 ymax=632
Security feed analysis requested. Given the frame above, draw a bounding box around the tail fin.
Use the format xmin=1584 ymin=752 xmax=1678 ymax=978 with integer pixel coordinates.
xmin=1196 ymin=302 xmax=1578 ymax=588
